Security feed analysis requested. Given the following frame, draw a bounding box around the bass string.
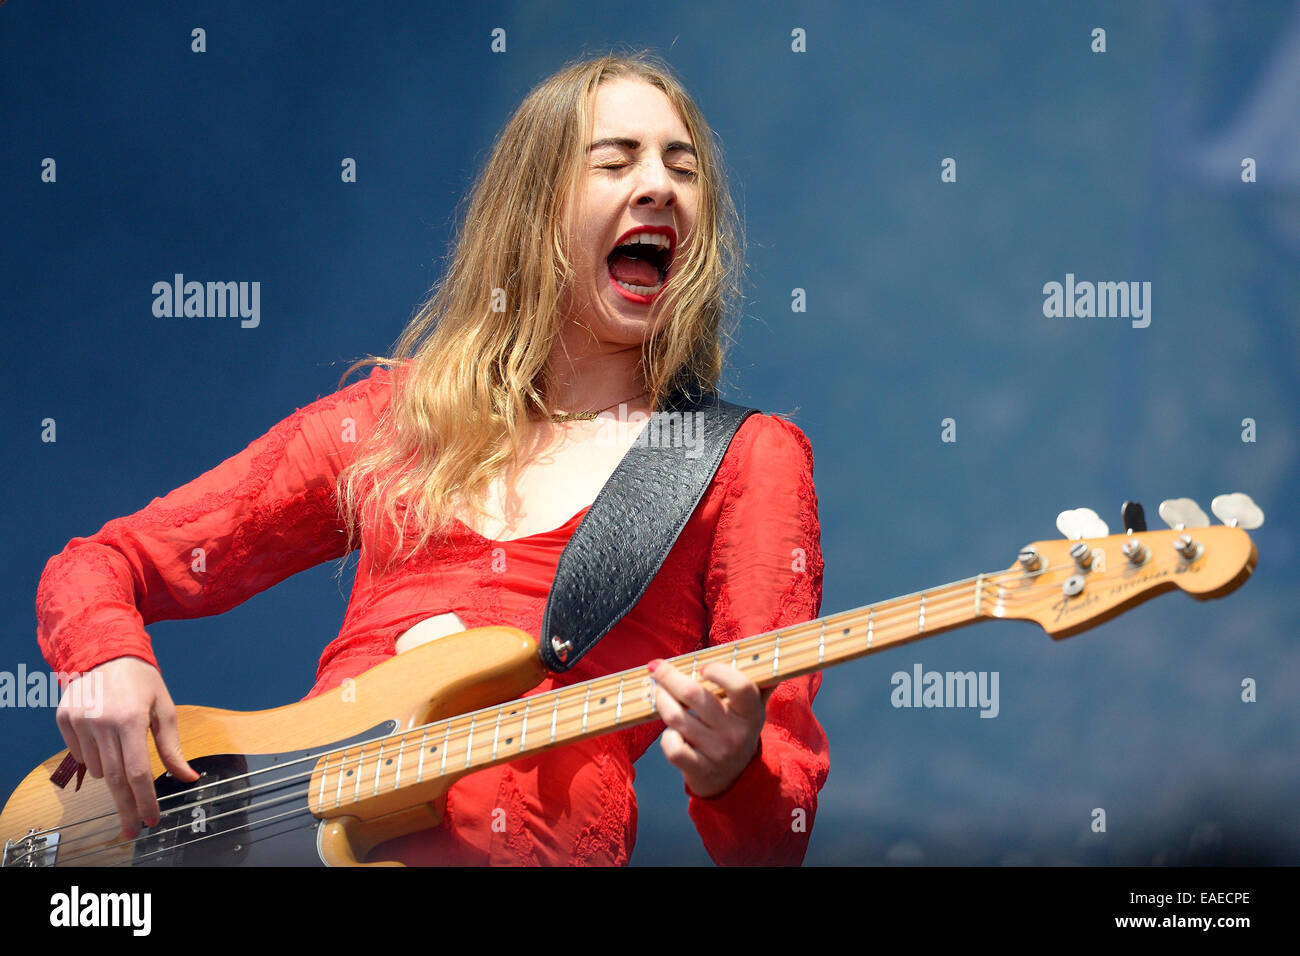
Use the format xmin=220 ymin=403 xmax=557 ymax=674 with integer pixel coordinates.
xmin=264 ymin=559 xmax=1120 ymax=782
xmin=28 ymin=559 xmax=1114 ymax=860
xmin=25 ymin=570 xmax=997 ymax=847
xmin=38 ymin=595 xmax=986 ymax=864
xmin=109 ymin=805 xmax=313 ymax=868
xmin=39 ymin=577 xmax=1051 ymax=863
xmin=34 ymin=573 xmax=1010 ymax=852
xmin=54 ymin=783 xmax=315 ymax=867
xmin=62 ymin=556 xmax=1188 ymax=866
xmin=70 ymin=586 xmax=1026 ymax=866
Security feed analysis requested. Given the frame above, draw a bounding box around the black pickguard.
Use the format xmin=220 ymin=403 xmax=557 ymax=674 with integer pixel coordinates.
xmin=131 ymin=721 xmax=396 ymax=867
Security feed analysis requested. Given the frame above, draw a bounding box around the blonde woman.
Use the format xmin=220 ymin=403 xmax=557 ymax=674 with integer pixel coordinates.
xmin=37 ymin=52 xmax=829 ymax=865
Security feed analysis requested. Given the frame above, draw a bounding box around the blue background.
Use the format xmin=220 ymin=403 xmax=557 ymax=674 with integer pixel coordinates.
xmin=2 ymin=1 xmax=1296 ymax=865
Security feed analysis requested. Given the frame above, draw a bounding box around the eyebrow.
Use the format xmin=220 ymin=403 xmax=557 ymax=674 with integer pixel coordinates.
xmin=587 ymin=137 xmax=697 ymax=157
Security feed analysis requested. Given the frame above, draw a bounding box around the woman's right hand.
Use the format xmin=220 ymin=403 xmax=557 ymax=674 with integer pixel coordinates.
xmin=55 ymin=656 xmax=199 ymax=839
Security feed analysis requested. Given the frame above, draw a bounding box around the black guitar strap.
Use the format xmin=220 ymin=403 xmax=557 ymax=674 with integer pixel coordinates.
xmin=538 ymin=388 xmax=757 ymax=672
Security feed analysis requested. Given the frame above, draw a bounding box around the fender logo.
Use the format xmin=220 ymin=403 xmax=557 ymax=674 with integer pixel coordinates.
xmin=1052 ymin=591 xmax=1099 ymax=623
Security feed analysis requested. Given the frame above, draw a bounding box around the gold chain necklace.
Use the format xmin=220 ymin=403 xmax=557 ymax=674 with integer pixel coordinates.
xmin=547 ymin=390 xmax=649 ymax=423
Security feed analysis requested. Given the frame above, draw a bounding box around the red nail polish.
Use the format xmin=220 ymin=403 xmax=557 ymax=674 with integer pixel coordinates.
xmin=648 ymin=658 xmax=664 ymax=673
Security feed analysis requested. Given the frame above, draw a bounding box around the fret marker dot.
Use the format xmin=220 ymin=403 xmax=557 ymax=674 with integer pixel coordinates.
xmin=599 ymin=697 xmax=606 ymax=705
xmin=842 ymin=628 xmax=849 ymax=635
xmin=346 ymin=770 xmax=353 ymax=777
xmin=505 ymin=738 xmax=513 ymax=745
xmin=752 ymin=654 xmax=759 ymax=661
xmin=429 ymin=746 xmax=438 ymax=754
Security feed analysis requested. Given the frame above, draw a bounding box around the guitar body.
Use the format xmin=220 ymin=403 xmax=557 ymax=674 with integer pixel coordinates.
xmin=0 ymin=626 xmax=546 ymax=867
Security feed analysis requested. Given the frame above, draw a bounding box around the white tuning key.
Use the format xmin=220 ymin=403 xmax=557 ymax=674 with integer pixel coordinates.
xmin=1056 ymin=507 xmax=1110 ymax=540
xmin=1158 ymin=498 xmax=1210 ymax=530
xmin=1211 ymin=492 xmax=1265 ymax=529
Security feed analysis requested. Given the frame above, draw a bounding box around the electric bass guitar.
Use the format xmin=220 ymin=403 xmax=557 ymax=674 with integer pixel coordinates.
xmin=0 ymin=496 xmax=1261 ymax=866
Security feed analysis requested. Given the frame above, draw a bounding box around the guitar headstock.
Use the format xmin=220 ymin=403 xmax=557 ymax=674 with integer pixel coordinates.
xmin=990 ymin=496 xmax=1260 ymax=638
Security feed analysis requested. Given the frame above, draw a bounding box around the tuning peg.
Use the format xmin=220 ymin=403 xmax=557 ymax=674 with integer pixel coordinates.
xmin=1210 ymin=493 xmax=1264 ymax=529
xmin=1158 ymin=498 xmax=1209 ymax=530
xmin=1056 ymin=507 xmax=1109 ymax=540
xmin=1121 ymin=501 xmax=1147 ymax=533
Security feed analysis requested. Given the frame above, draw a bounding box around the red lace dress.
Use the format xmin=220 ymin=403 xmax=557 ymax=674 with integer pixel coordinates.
xmin=35 ymin=365 xmax=830 ymax=866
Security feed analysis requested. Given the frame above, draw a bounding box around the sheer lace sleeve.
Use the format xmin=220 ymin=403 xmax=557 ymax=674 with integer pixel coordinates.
xmin=35 ymin=365 xmax=394 ymax=676
xmin=686 ymin=414 xmax=830 ymax=866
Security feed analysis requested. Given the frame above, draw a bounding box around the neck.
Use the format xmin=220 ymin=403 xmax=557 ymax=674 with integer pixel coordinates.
xmin=545 ymin=321 xmax=648 ymax=414
xmin=309 ymin=572 xmax=998 ymax=820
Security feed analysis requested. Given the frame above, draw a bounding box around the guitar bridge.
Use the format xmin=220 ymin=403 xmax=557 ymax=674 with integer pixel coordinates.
xmin=2 ymin=829 xmax=60 ymax=867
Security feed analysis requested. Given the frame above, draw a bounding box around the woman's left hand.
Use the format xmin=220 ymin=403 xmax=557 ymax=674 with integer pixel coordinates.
xmin=649 ymin=658 xmax=772 ymax=798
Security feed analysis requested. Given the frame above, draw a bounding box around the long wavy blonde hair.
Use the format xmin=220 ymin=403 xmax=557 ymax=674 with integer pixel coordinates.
xmin=334 ymin=50 xmax=745 ymax=575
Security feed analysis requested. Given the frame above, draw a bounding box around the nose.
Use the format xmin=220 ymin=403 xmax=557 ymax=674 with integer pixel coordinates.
xmin=632 ymin=159 xmax=676 ymax=207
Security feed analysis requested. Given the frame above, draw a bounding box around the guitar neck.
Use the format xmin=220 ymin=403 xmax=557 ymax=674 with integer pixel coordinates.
xmin=311 ymin=572 xmax=997 ymax=814
xmin=303 ymin=519 xmax=1258 ymax=820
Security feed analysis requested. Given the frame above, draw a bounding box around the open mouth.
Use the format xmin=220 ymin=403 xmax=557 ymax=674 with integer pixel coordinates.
xmin=606 ymin=226 xmax=676 ymax=300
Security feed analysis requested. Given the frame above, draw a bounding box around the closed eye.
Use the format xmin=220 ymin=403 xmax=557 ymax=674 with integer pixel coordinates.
xmin=597 ymin=163 xmax=697 ymax=179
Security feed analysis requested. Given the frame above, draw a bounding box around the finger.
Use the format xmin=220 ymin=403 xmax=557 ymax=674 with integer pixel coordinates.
xmin=654 ymin=683 xmax=722 ymax=760
xmin=78 ymin=727 xmax=104 ymax=779
xmin=151 ymin=698 xmax=198 ymax=782
xmin=659 ymin=727 xmax=708 ymax=777
xmin=119 ymin=721 xmax=162 ymax=826
xmin=91 ymin=728 xmax=143 ymax=838
xmin=699 ymin=663 xmax=764 ymax=720
xmin=650 ymin=660 xmax=726 ymax=726
xmin=55 ymin=704 xmax=84 ymax=767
